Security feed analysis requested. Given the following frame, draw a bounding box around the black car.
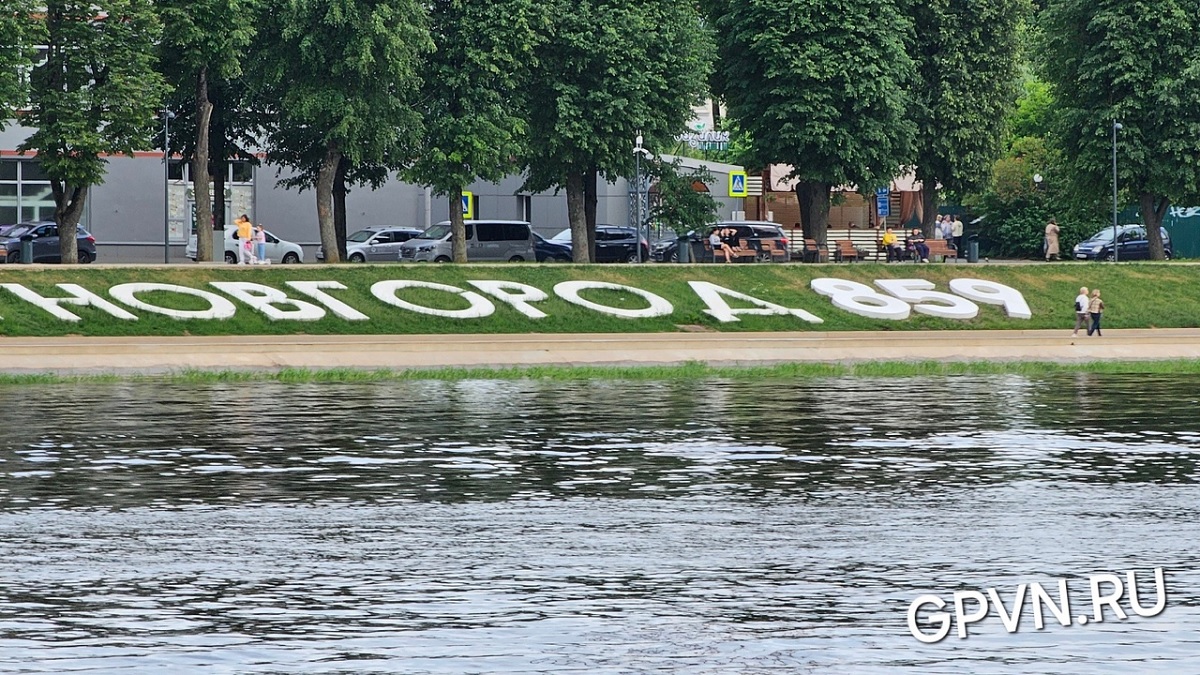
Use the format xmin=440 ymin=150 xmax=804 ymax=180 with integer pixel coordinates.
xmin=0 ymin=221 xmax=98 ymax=264
xmin=533 ymin=232 xmax=572 ymax=262
xmin=550 ymin=225 xmax=650 ymax=263
xmin=654 ymin=221 xmax=791 ymax=263
xmin=1072 ymin=225 xmax=1172 ymax=261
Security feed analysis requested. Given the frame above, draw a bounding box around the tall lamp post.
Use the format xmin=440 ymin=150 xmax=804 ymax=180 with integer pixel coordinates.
xmin=162 ymin=108 xmax=176 ymax=264
xmin=1111 ymin=120 xmax=1122 ymax=262
xmin=633 ymin=133 xmax=654 ymax=263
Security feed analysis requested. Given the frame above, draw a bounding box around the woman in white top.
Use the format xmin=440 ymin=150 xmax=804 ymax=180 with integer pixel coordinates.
xmin=1072 ymin=286 xmax=1089 ymax=337
xmin=709 ymin=229 xmax=733 ymax=263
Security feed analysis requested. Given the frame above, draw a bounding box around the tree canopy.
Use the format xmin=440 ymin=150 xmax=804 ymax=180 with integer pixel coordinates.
xmin=0 ymin=1 xmax=44 ymax=125
xmin=19 ymin=1 xmax=167 ymax=262
xmin=1040 ymin=0 xmax=1200 ymax=259
xmin=705 ymin=0 xmax=916 ymax=245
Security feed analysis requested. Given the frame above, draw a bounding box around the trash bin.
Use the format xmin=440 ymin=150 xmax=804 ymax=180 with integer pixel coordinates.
xmin=967 ymin=235 xmax=980 ymax=263
xmin=677 ymin=236 xmax=691 ymax=263
xmin=19 ymin=234 xmax=33 ymax=264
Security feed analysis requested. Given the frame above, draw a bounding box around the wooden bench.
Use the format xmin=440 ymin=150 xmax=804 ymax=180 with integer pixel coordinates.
xmin=926 ymin=239 xmax=957 ymax=262
xmin=802 ymin=238 xmax=822 ymax=263
xmin=755 ymin=238 xmax=789 ymax=262
xmin=702 ymin=240 xmax=758 ymax=263
xmin=834 ymin=239 xmax=863 ymax=262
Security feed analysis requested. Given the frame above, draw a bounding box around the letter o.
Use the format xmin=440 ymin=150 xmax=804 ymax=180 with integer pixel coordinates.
xmin=108 ymin=283 xmax=237 ymax=320
xmin=370 ymin=280 xmax=495 ymax=319
xmin=553 ymin=281 xmax=673 ymax=319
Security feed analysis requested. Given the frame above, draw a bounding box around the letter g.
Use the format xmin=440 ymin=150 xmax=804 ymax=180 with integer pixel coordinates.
xmin=908 ymin=594 xmax=952 ymax=643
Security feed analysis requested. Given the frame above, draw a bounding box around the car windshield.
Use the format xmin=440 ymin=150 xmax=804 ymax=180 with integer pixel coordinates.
xmin=550 ymin=228 xmax=571 ymax=242
xmin=347 ymin=229 xmax=376 ymax=243
xmin=2 ymin=225 xmax=33 ymax=239
xmin=416 ymin=223 xmax=451 ymax=241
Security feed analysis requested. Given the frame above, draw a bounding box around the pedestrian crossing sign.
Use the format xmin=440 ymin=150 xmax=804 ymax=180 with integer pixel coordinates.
xmin=729 ymin=171 xmax=748 ymax=198
xmin=462 ymin=191 xmax=475 ymax=219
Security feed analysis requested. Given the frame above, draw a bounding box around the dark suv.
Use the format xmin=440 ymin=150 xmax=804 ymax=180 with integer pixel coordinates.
xmin=0 ymin=221 xmax=97 ymax=263
xmin=654 ymin=221 xmax=791 ymax=263
xmin=550 ymin=225 xmax=649 ymax=263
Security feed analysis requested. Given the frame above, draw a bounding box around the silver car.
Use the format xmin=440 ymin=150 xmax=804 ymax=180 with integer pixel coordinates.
xmin=318 ymin=226 xmax=423 ymax=262
xmin=398 ymin=220 xmax=536 ymax=262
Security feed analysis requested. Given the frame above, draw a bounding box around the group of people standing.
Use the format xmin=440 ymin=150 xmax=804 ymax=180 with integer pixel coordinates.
xmin=935 ymin=214 xmax=965 ymax=255
xmin=1073 ymin=286 xmax=1105 ymax=337
xmin=234 ymin=214 xmax=269 ymax=265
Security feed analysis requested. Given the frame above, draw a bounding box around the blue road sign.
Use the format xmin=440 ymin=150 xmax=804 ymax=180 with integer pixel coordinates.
xmin=875 ymin=188 xmax=890 ymax=217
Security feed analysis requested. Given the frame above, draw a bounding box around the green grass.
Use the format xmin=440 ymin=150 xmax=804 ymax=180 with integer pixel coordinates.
xmin=0 ymin=262 xmax=1195 ymax=336
xmin=1 ymin=359 xmax=1199 ymax=384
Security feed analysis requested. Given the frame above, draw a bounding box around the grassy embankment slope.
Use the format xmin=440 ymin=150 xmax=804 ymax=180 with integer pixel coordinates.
xmin=0 ymin=262 xmax=1192 ymax=337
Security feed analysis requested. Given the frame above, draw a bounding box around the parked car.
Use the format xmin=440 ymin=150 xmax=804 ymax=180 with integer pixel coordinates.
xmin=1072 ymin=224 xmax=1172 ymax=261
xmin=398 ymin=220 xmax=535 ymax=262
xmin=317 ymin=226 xmax=424 ymax=262
xmin=0 ymin=221 xmax=97 ymax=263
xmin=533 ymin=232 xmax=572 ymax=262
xmin=550 ymin=225 xmax=649 ymax=263
xmin=185 ymin=226 xmax=304 ymax=264
xmin=654 ymin=221 xmax=791 ymax=263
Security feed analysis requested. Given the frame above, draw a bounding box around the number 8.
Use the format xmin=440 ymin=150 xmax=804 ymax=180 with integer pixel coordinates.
xmin=810 ymin=278 xmax=910 ymax=320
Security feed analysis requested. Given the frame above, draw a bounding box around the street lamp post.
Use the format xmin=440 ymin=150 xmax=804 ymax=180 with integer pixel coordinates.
xmin=162 ymin=108 xmax=176 ymax=264
xmin=1112 ymin=121 xmax=1122 ymax=262
xmin=633 ymin=134 xmax=654 ymax=263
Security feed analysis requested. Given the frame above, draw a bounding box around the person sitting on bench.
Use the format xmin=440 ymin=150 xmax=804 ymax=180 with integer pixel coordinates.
xmin=907 ymin=228 xmax=930 ymax=263
xmin=881 ymin=227 xmax=903 ymax=262
xmin=709 ymin=228 xmax=733 ymax=263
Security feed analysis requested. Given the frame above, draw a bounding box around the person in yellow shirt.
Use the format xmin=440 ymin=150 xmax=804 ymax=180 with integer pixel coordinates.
xmin=880 ymin=227 xmax=902 ymax=262
xmin=234 ymin=214 xmax=254 ymax=264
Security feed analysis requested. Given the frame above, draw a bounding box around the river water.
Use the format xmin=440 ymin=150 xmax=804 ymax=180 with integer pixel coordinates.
xmin=0 ymin=374 xmax=1197 ymax=673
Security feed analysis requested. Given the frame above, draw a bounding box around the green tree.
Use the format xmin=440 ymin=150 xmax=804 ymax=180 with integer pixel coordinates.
xmin=705 ymin=0 xmax=915 ymax=248
xmin=252 ymin=0 xmax=431 ymax=263
xmin=908 ymin=0 xmax=1024 ymax=235
xmin=1040 ymin=0 xmax=1200 ymax=260
xmin=158 ymin=0 xmax=261 ymax=262
xmin=647 ymin=159 xmax=719 ymax=236
xmin=19 ymin=2 xmax=166 ymax=263
xmin=405 ymin=0 xmax=543 ymax=263
xmin=523 ymin=0 xmax=713 ymax=262
xmin=0 ymin=2 xmax=44 ymax=124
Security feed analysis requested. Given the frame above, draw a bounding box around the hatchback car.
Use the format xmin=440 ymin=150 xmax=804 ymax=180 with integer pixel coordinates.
xmin=399 ymin=220 xmax=535 ymax=262
xmin=549 ymin=225 xmax=649 ymax=262
xmin=185 ymin=226 xmax=304 ymax=264
xmin=0 ymin=221 xmax=97 ymax=263
xmin=317 ymin=226 xmax=423 ymax=262
xmin=654 ymin=221 xmax=791 ymax=263
xmin=1072 ymin=225 xmax=1172 ymax=261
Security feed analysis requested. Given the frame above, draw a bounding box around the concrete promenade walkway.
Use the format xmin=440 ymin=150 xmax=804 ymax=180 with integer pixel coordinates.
xmin=1 ymin=329 xmax=1197 ymax=374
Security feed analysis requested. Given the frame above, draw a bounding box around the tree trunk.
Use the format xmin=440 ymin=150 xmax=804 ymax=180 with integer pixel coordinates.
xmin=450 ymin=186 xmax=467 ymax=263
xmin=584 ymin=166 xmax=598 ymax=261
xmin=334 ymin=156 xmax=349 ymax=260
xmin=316 ymin=140 xmax=341 ymax=263
xmin=920 ymin=184 xmax=939 ymax=237
xmin=211 ymin=90 xmax=227 ymax=233
xmin=795 ymin=180 xmax=831 ymax=248
xmin=711 ymin=99 xmax=722 ymax=130
xmin=1141 ymin=192 xmax=1170 ymax=260
xmin=194 ymin=66 xmax=215 ymax=262
xmin=567 ymin=170 xmax=590 ymax=263
xmin=51 ymin=181 xmax=87 ymax=264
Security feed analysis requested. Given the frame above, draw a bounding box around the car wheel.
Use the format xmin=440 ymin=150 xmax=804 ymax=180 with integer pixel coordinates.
xmin=1164 ymin=250 xmax=1172 ymax=261
xmin=1104 ymin=251 xmax=1115 ymax=262
xmin=225 ymin=251 xmax=237 ymax=264
xmin=282 ymin=252 xmax=300 ymax=264
xmin=434 ymin=255 xmax=452 ymax=263
xmin=552 ymin=255 xmax=571 ymax=263
xmin=667 ymin=250 xmax=679 ymax=263
xmin=624 ymin=252 xmax=640 ymax=263
xmin=508 ymin=255 xmax=525 ymax=262
xmin=78 ymin=250 xmax=93 ymax=264
xmin=6 ymin=252 xmax=19 ymax=264
xmin=349 ymin=253 xmax=366 ymax=263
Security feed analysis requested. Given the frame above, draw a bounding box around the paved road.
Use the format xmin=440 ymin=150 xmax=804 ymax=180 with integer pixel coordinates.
xmin=1 ymin=329 xmax=1196 ymax=374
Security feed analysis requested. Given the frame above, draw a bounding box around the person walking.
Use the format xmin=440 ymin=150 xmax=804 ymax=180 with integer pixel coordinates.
xmin=254 ymin=225 xmax=268 ymax=264
xmin=1072 ymin=286 xmax=1089 ymax=337
xmin=234 ymin=214 xmax=254 ymax=265
xmin=1086 ymin=289 xmax=1105 ymax=336
xmin=1044 ymin=219 xmax=1061 ymax=262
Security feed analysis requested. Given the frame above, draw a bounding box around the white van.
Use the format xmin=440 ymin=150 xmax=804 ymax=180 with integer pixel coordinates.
xmin=398 ymin=220 xmax=535 ymax=262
